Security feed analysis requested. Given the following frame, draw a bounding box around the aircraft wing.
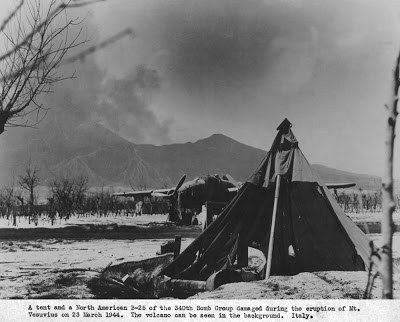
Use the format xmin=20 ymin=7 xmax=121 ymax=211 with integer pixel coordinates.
xmin=226 ymin=182 xmax=356 ymax=191
xmin=112 ymin=175 xmax=186 ymax=199
xmin=112 ymin=190 xmax=154 ymax=197
xmin=325 ymin=183 xmax=356 ymax=189
xmin=112 ymin=188 xmax=172 ymax=198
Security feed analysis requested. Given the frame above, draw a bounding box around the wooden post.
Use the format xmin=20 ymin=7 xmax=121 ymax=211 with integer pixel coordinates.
xmin=174 ymin=235 xmax=182 ymax=259
xmin=265 ymin=174 xmax=281 ymax=279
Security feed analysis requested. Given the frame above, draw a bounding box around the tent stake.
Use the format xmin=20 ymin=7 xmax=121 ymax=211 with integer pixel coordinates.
xmin=265 ymin=174 xmax=281 ymax=279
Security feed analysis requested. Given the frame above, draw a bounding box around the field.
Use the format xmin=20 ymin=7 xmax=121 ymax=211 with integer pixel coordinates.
xmin=0 ymin=212 xmax=399 ymax=299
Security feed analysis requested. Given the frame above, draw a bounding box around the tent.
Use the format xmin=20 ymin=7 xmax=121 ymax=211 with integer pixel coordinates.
xmin=161 ymin=119 xmax=371 ymax=280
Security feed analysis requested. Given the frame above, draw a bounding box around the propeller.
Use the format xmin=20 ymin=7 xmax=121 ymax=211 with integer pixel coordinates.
xmin=171 ymin=174 xmax=186 ymax=199
xmin=149 ymin=174 xmax=187 ymax=199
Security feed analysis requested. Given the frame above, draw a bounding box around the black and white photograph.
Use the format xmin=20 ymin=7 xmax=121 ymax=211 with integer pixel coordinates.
xmin=0 ymin=0 xmax=400 ymax=311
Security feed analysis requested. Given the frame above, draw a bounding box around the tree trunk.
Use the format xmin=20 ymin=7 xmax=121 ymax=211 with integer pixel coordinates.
xmin=0 ymin=112 xmax=8 ymax=135
xmin=381 ymin=51 xmax=400 ymax=299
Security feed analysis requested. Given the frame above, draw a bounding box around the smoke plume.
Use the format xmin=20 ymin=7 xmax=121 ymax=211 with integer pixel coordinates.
xmin=34 ymin=57 xmax=171 ymax=145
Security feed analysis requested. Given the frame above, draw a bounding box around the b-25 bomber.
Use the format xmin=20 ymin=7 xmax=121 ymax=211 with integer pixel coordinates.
xmin=113 ymin=174 xmax=240 ymax=224
xmin=113 ymin=173 xmax=355 ymax=225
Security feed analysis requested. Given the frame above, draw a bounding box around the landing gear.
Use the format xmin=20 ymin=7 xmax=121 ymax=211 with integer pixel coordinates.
xmin=180 ymin=209 xmax=193 ymax=226
xmin=180 ymin=208 xmax=201 ymax=226
xmin=168 ymin=205 xmax=200 ymax=226
xmin=167 ymin=203 xmax=180 ymax=222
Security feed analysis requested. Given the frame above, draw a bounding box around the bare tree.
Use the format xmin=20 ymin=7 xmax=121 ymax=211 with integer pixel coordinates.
xmin=18 ymin=160 xmax=40 ymax=224
xmin=0 ymin=0 xmax=83 ymax=134
xmin=0 ymin=181 xmax=19 ymax=226
xmin=50 ymin=174 xmax=88 ymax=219
xmin=380 ymin=50 xmax=400 ymax=299
xmin=0 ymin=0 xmax=133 ymax=135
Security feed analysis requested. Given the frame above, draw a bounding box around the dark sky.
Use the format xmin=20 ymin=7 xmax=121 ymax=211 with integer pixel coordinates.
xmin=2 ymin=0 xmax=400 ymax=177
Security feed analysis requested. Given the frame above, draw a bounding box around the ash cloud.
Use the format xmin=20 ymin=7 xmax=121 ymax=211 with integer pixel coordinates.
xmin=38 ymin=57 xmax=172 ymax=145
xmin=97 ymin=64 xmax=171 ymax=144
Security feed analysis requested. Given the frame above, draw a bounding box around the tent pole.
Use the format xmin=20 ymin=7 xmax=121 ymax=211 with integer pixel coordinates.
xmin=265 ymin=174 xmax=281 ymax=279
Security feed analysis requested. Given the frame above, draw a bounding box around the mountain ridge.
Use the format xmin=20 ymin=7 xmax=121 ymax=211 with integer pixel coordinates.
xmin=0 ymin=122 xmax=382 ymax=191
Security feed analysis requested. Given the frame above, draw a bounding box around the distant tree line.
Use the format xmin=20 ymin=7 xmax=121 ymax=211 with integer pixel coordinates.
xmin=2 ymin=164 xmax=400 ymax=226
xmin=333 ymin=190 xmax=383 ymax=213
xmin=0 ymin=163 xmax=170 ymax=226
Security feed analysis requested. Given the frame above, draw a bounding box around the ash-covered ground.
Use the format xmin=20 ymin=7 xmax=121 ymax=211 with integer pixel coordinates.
xmin=0 ymin=213 xmax=399 ymax=299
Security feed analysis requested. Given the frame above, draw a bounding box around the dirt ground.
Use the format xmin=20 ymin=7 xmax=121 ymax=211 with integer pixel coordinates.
xmin=1 ymin=212 xmax=400 ymax=299
xmin=190 ymin=271 xmax=400 ymax=299
xmin=0 ymin=238 xmax=193 ymax=299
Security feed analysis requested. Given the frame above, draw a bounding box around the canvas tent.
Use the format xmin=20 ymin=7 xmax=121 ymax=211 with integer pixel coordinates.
xmin=161 ymin=119 xmax=371 ymax=281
